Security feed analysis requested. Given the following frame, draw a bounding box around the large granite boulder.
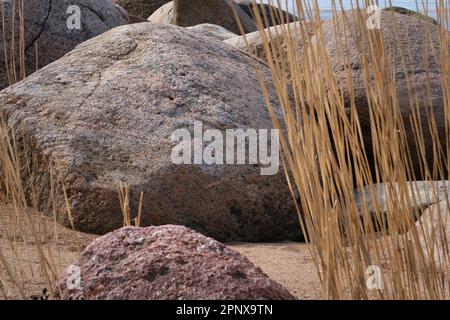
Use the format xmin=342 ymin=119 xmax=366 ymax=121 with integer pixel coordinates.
xmin=0 ymin=0 xmax=128 ymax=90
xmin=0 ymin=23 xmax=299 ymax=242
xmin=148 ymin=0 xmax=257 ymax=34
xmin=54 ymin=225 xmax=296 ymax=300
xmin=313 ymin=10 xmax=445 ymax=178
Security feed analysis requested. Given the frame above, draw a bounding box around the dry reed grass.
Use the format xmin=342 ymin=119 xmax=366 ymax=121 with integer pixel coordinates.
xmin=243 ymin=0 xmax=450 ymax=299
xmin=0 ymin=0 xmax=449 ymax=300
xmin=0 ymin=1 xmax=148 ymax=299
xmin=0 ymin=0 xmax=95 ymax=299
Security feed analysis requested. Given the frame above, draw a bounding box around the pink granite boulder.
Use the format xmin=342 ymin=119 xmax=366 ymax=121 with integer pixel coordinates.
xmin=54 ymin=225 xmax=296 ymax=300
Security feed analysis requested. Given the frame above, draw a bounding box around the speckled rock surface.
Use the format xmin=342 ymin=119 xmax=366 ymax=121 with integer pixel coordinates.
xmin=0 ymin=0 xmax=128 ymax=90
xmin=148 ymin=0 xmax=256 ymax=34
xmin=313 ymin=10 xmax=445 ymax=178
xmin=54 ymin=225 xmax=297 ymax=300
xmin=112 ymin=0 xmax=170 ymax=18
xmin=0 ymin=23 xmax=299 ymax=242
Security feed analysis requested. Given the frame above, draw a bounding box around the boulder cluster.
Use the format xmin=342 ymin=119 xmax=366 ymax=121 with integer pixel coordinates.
xmin=0 ymin=0 xmax=447 ymax=299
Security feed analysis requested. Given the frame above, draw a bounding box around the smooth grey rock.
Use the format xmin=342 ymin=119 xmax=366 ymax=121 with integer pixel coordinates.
xmin=355 ymin=181 xmax=450 ymax=216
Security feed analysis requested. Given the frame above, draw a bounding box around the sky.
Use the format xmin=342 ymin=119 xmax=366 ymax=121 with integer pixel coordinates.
xmin=261 ymin=1 xmax=439 ymax=18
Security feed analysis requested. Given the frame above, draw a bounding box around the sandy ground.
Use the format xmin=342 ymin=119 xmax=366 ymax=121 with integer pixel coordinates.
xmin=0 ymin=204 xmax=322 ymax=300
xmin=0 ymin=204 xmax=95 ymax=299
xmin=231 ymin=242 xmax=322 ymax=299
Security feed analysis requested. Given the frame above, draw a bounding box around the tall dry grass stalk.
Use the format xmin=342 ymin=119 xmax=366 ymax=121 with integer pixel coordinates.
xmin=0 ymin=1 xmax=67 ymax=299
xmin=0 ymin=0 xmax=448 ymax=300
xmin=0 ymin=117 xmax=59 ymax=299
xmin=0 ymin=1 xmax=142 ymax=298
xmin=117 ymin=183 xmax=144 ymax=227
xmin=245 ymin=0 xmax=450 ymax=299
xmin=1 ymin=0 xmax=27 ymax=87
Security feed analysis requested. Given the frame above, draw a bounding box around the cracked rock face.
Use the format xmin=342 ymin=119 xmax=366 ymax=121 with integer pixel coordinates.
xmin=54 ymin=225 xmax=296 ymax=300
xmin=148 ymin=0 xmax=257 ymax=35
xmin=0 ymin=0 xmax=128 ymax=90
xmin=0 ymin=23 xmax=299 ymax=242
